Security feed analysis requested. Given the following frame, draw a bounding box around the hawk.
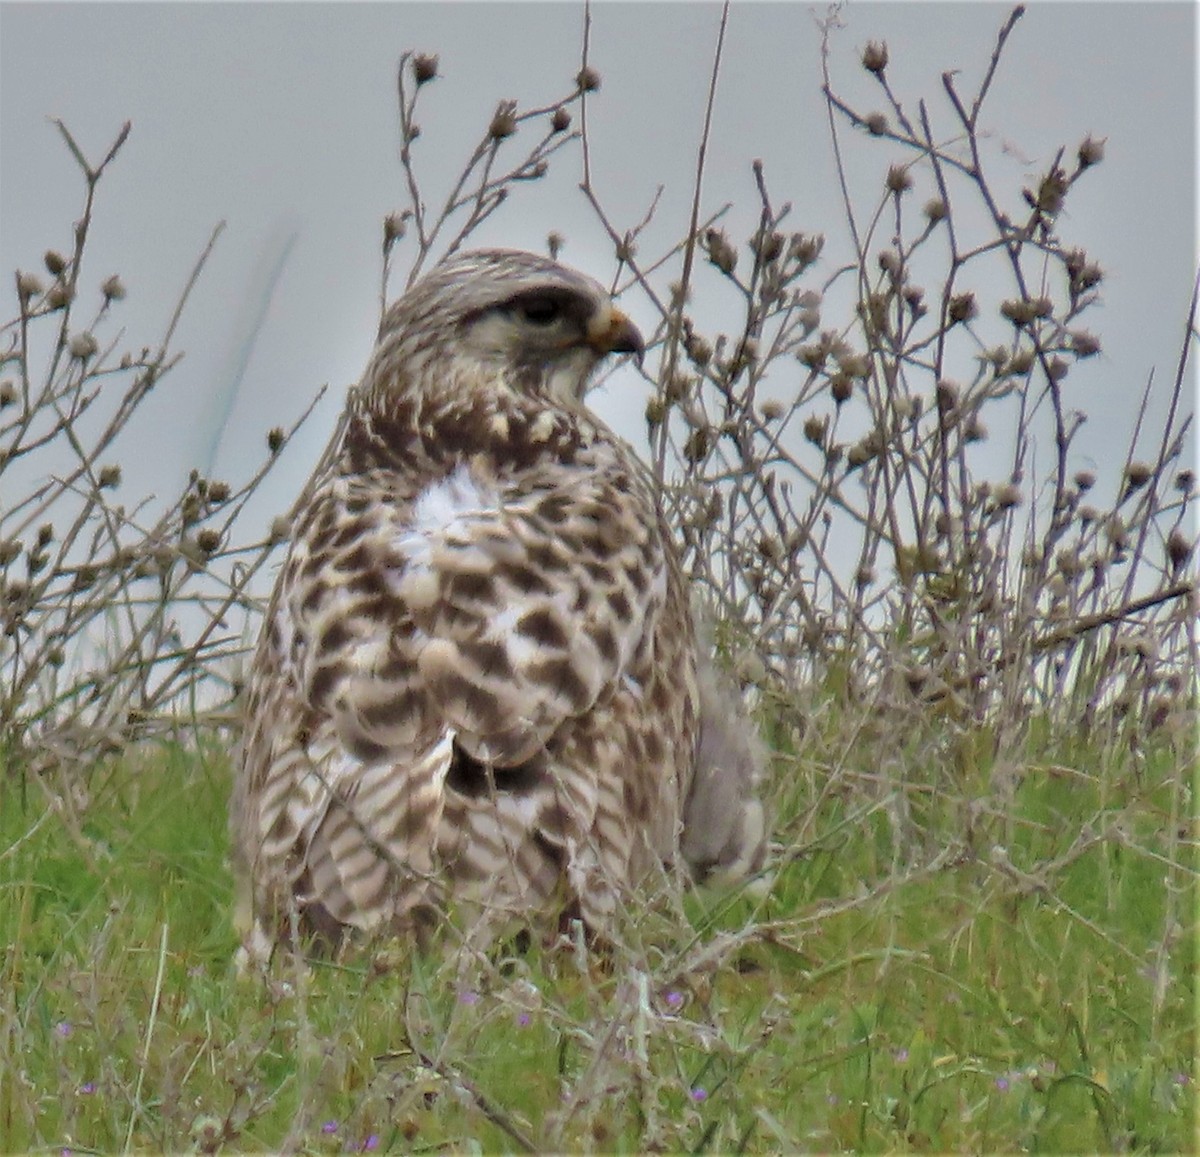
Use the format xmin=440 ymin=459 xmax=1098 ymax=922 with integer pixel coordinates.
xmin=231 ymin=249 xmax=765 ymax=962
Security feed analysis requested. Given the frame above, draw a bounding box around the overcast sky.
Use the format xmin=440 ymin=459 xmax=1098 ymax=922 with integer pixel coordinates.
xmin=1 ymin=2 xmax=1196 ymax=539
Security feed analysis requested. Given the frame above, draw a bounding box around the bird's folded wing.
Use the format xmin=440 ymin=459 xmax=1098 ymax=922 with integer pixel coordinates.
xmin=296 ymin=468 xmax=667 ymax=767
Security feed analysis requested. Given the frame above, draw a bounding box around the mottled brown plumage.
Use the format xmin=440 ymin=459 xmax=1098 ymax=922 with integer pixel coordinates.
xmin=231 ymin=249 xmax=765 ymax=962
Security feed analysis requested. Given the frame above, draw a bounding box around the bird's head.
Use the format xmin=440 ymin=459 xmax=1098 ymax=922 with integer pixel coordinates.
xmin=363 ymin=249 xmax=644 ymax=412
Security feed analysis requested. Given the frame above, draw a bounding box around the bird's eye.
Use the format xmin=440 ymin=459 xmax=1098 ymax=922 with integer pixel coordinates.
xmin=513 ymin=296 xmax=564 ymax=327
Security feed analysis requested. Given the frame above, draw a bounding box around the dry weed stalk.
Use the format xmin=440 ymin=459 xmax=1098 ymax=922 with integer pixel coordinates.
xmin=0 ymin=122 xmax=312 ymax=778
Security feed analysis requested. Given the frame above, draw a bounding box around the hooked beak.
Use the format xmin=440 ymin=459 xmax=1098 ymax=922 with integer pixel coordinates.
xmin=586 ymin=305 xmax=645 ymax=365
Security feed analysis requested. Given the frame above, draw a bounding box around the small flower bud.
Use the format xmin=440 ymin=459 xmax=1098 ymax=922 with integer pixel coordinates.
xmin=924 ymin=197 xmax=948 ymax=223
xmin=803 ymin=414 xmax=826 ymax=447
xmin=575 ymin=66 xmax=601 ymax=92
xmin=1074 ymin=470 xmax=1096 ymax=492
xmin=0 ymin=381 xmax=15 ymax=408
xmin=865 ymin=112 xmax=888 ymax=136
xmin=1175 ymin=469 xmax=1195 ymax=495
xmin=550 ymin=106 xmax=571 ymax=133
xmin=101 ymin=274 xmax=126 ymax=301
xmin=98 ymin=464 xmax=122 ymax=489
xmin=267 ymin=427 xmax=285 ymax=454
xmin=759 ymin=399 xmax=785 ymax=422
xmin=861 ymin=41 xmax=889 ymax=74
xmin=44 ymin=250 xmax=68 ymax=276
xmin=411 ymin=53 xmax=439 ymax=85
xmin=1070 ymin=330 xmax=1101 ymax=358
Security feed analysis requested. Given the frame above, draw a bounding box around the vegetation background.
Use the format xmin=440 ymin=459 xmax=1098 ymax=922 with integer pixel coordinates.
xmin=1 ymin=5 xmax=1195 ymax=1152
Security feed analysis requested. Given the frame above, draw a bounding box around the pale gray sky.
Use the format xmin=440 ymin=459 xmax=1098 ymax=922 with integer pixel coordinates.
xmin=2 ymin=2 xmax=1196 ymax=537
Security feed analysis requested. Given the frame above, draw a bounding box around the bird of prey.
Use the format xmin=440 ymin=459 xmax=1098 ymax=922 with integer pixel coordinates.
xmin=231 ymin=248 xmax=765 ymax=962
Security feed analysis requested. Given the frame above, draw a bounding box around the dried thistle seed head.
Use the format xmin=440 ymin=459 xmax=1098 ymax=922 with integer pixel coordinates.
xmin=575 ymin=65 xmax=601 ymax=92
xmin=45 ymin=250 xmax=69 ymax=276
xmin=1030 ymin=168 xmax=1069 ymax=215
xmin=268 ymin=516 xmax=291 ymax=544
xmin=1078 ymin=504 xmax=1099 ymax=524
xmin=550 ymin=106 xmax=571 ymax=133
xmin=802 ymin=414 xmax=826 ymax=447
xmin=837 ymin=350 xmax=871 ymax=379
xmin=1008 ymin=348 xmax=1034 ymax=374
xmin=752 ymin=229 xmax=785 ymax=263
xmin=488 ymin=101 xmax=518 ymax=140
xmin=196 ymin=528 xmax=222 ymax=555
xmin=947 ymin=291 xmax=977 ymax=324
xmin=411 ymin=53 xmax=439 ymax=84
xmin=684 ymin=332 xmax=712 ymax=369
xmin=830 ymin=372 xmax=854 ymax=404
xmin=207 ymin=480 xmax=231 ymax=504
xmin=854 ymin=563 xmax=876 ymax=587
xmin=861 ymin=40 xmax=889 ymax=73
xmin=46 ymin=282 xmax=73 ymax=309
xmin=17 ymin=271 xmax=44 ymax=299
xmin=1176 ymin=469 xmax=1195 ymax=495
xmin=935 ymin=379 xmax=959 ymax=412
xmin=546 ymin=231 xmax=564 ymax=260
xmin=1070 ymin=330 xmax=1101 ymax=357
xmin=1123 ymin=461 xmax=1152 ymax=491
xmin=1046 ymin=356 xmax=1069 ymax=382
xmin=644 ymin=394 xmax=666 ymax=429
xmin=704 ymin=229 xmax=738 ymax=275
xmin=865 ymin=112 xmax=888 ymax=136
xmin=759 ymin=399 xmax=786 ymax=422
xmin=0 ymin=380 xmax=15 ymax=408
xmin=69 ymin=332 xmax=98 ymax=360
xmin=885 ymin=164 xmax=912 ymax=194
xmin=1000 ymin=298 xmax=1035 ymax=325
xmin=683 ymin=428 xmax=710 ymax=462
xmin=995 ymin=483 xmax=1022 ymax=509
xmin=878 ymin=249 xmax=902 ymax=276
xmin=1166 ymin=528 xmax=1193 ymax=569
xmin=1077 ymin=135 xmax=1105 ymax=169
xmin=36 ymin=523 xmax=54 ymax=547
xmin=101 ymin=274 xmax=126 ymax=301
xmin=1055 ymin=548 xmax=1083 ymax=578
xmin=98 ymin=464 xmax=122 ymax=489
xmin=846 ymin=441 xmax=874 ymax=467
xmin=789 ymin=233 xmax=823 ymax=268
xmin=0 ymin=539 xmax=20 ymax=566
xmin=924 ymin=197 xmax=948 ymax=223
xmin=266 ymin=427 xmax=285 ymax=454
xmin=384 ymin=212 xmax=409 ymax=246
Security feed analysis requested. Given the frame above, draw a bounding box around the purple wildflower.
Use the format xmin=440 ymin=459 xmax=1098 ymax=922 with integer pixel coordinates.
xmin=361 ymin=1135 xmax=379 ymax=1151
xmin=690 ymin=1087 xmax=708 ymax=1102
xmin=665 ymin=991 xmax=684 ymax=1009
xmin=79 ymin=1082 xmax=96 ymax=1095
xmin=893 ymin=1047 xmax=909 ymax=1063
xmin=322 ymin=1120 xmax=339 ymax=1134
xmin=1173 ymin=1072 xmax=1190 ymax=1086
xmin=995 ymin=1076 xmax=1010 ymax=1092
xmin=518 ymin=1012 xmax=531 ymax=1026
xmin=458 ymin=989 xmax=479 ymax=1006
xmin=55 ymin=1021 xmax=72 ymax=1039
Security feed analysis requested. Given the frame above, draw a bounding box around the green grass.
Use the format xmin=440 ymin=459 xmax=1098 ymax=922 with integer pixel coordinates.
xmin=1 ymin=727 xmax=1194 ymax=1154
